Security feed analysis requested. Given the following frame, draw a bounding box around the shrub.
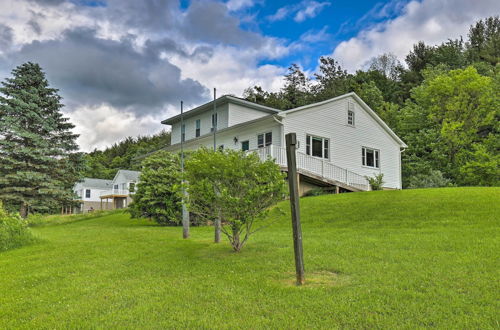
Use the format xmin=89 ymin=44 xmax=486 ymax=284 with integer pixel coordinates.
xmin=0 ymin=201 xmax=34 ymax=252
xmin=185 ymin=148 xmax=287 ymax=251
xmin=407 ymin=170 xmax=454 ymax=188
xmin=128 ymin=151 xmax=182 ymax=226
xmin=366 ymin=173 xmax=385 ymax=190
xmin=303 ymin=187 xmax=331 ymax=197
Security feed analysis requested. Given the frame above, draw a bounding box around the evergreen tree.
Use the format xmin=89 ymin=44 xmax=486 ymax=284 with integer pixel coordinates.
xmin=0 ymin=62 xmax=83 ymax=217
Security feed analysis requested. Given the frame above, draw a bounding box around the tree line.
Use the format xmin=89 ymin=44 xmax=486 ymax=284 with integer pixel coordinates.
xmin=243 ymin=17 xmax=499 ymax=187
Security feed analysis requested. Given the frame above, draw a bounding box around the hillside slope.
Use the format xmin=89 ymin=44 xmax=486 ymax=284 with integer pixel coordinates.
xmin=0 ymin=187 xmax=498 ymax=328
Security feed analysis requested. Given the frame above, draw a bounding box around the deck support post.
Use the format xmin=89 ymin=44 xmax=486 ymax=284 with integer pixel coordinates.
xmin=285 ymin=133 xmax=305 ymax=286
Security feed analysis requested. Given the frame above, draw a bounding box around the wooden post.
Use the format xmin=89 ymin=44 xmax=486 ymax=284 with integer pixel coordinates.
xmin=285 ymin=133 xmax=305 ymax=285
xmin=180 ymin=100 xmax=190 ymax=239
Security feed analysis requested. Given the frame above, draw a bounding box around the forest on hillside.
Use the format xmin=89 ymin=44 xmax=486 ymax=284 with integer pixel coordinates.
xmin=84 ymin=17 xmax=499 ymax=187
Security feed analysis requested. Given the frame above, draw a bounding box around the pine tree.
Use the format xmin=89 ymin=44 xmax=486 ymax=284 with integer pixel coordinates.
xmin=0 ymin=62 xmax=83 ymax=217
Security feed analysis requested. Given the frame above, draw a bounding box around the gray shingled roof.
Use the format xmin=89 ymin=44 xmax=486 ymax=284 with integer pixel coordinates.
xmin=80 ymin=178 xmax=113 ymax=189
xmin=117 ymin=170 xmax=140 ymax=181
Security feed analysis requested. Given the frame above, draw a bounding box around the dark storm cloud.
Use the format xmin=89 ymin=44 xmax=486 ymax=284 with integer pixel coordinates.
xmin=0 ymin=24 xmax=13 ymax=50
xmin=181 ymin=0 xmax=264 ymax=46
xmin=103 ymin=0 xmax=179 ymax=32
xmin=9 ymin=28 xmax=208 ymax=114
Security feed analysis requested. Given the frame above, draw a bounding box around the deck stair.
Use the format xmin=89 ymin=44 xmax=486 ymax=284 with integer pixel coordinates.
xmin=252 ymin=145 xmax=370 ymax=192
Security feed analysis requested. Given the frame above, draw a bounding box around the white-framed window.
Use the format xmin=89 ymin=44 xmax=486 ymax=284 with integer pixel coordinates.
xmin=241 ymin=140 xmax=249 ymax=151
xmin=85 ymin=189 xmax=91 ymax=198
xmin=306 ymin=135 xmax=329 ymax=159
xmin=348 ymin=110 xmax=355 ymax=126
xmin=362 ymin=147 xmax=380 ymax=168
xmin=257 ymin=132 xmax=272 ymax=148
xmin=211 ymin=113 xmax=218 ymax=132
xmin=181 ymin=124 xmax=186 ymax=142
xmin=114 ymin=184 xmax=119 ymax=190
xmin=347 ymin=102 xmax=355 ymax=126
xmin=195 ymin=119 xmax=201 ymax=137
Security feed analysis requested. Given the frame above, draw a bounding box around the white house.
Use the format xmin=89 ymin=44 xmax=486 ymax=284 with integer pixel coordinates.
xmin=74 ymin=178 xmax=113 ymax=213
xmin=74 ymin=169 xmax=140 ymax=212
xmin=162 ymin=92 xmax=407 ymax=194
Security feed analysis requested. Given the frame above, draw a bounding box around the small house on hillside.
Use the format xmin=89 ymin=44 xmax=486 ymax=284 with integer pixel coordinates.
xmin=74 ymin=169 xmax=140 ymax=213
xmin=161 ymin=92 xmax=407 ymax=194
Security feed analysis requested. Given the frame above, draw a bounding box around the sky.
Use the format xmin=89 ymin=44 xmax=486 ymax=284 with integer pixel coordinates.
xmin=0 ymin=0 xmax=498 ymax=151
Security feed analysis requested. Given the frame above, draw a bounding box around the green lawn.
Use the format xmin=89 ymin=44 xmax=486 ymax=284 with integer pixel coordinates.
xmin=1 ymin=187 xmax=499 ymax=328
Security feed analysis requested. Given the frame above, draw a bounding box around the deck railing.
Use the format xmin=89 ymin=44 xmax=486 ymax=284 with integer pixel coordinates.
xmin=250 ymin=145 xmax=370 ymax=191
xmin=99 ymin=188 xmax=133 ymax=197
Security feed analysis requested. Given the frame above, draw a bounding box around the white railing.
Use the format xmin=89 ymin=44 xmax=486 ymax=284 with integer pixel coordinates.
xmin=249 ymin=145 xmax=370 ymax=191
xmin=100 ymin=189 xmax=132 ymax=197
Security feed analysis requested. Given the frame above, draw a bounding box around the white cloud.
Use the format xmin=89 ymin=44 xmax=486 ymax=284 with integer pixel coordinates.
xmin=226 ymin=0 xmax=259 ymax=11
xmin=332 ymin=0 xmax=500 ymax=72
xmin=267 ymin=1 xmax=331 ymax=22
xmin=294 ymin=1 xmax=331 ymax=23
xmin=170 ymin=44 xmax=286 ymax=98
xmin=65 ymin=104 xmax=168 ymax=152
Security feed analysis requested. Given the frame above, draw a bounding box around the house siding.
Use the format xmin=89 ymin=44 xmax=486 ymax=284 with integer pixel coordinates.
xmin=228 ymin=103 xmax=270 ymax=127
xmin=171 ymin=103 xmax=229 ymax=145
xmin=169 ymin=117 xmax=282 ymax=152
xmin=282 ymin=96 xmax=402 ymax=188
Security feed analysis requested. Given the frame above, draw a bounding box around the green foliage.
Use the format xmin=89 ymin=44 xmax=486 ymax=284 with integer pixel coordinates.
xmin=185 ymin=148 xmax=287 ymax=251
xmin=400 ymin=66 xmax=499 ymax=186
xmin=82 ymin=131 xmax=171 ymax=180
xmin=0 ymin=201 xmax=34 ymax=252
xmin=407 ymin=170 xmax=454 ymax=189
xmin=303 ymin=187 xmax=332 ymax=197
xmin=0 ymin=62 xmax=84 ymax=217
xmin=128 ymin=150 xmax=182 ymax=226
xmin=366 ymin=173 xmax=385 ymax=191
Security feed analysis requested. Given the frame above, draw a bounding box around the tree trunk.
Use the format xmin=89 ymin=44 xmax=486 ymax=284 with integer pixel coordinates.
xmin=20 ymin=202 xmax=28 ymax=219
xmin=232 ymin=231 xmax=241 ymax=252
xmin=214 ymin=217 xmax=221 ymax=243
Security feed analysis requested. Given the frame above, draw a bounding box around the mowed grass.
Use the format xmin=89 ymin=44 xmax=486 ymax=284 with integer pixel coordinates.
xmin=0 ymin=187 xmax=498 ymax=328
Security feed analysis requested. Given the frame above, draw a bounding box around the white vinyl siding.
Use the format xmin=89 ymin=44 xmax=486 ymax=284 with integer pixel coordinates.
xmin=283 ymin=96 xmax=402 ymax=188
xmin=171 ymin=103 xmax=229 ymax=144
xmin=168 ymin=118 xmax=281 ymax=153
xmin=227 ymin=103 xmax=271 ymax=126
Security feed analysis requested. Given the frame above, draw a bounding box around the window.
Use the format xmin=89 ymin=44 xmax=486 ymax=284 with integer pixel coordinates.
xmin=114 ymin=184 xmax=119 ymax=190
xmin=85 ymin=189 xmax=91 ymax=198
xmin=257 ymin=132 xmax=272 ymax=148
xmin=129 ymin=182 xmax=135 ymax=192
xmin=362 ymin=147 xmax=380 ymax=168
xmin=306 ymin=135 xmax=329 ymax=159
xmin=348 ymin=110 xmax=355 ymax=126
xmin=211 ymin=113 xmax=218 ymax=132
xmin=195 ymin=119 xmax=201 ymax=137
xmin=241 ymin=140 xmax=249 ymax=151
xmin=181 ymin=124 xmax=186 ymax=142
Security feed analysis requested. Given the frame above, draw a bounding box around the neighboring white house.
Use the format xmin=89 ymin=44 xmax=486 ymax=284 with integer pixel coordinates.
xmin=74 ymin=170 xmax=140 ymax=212
xmin=162 ymin=92 xmax=407 ymax=194
xmin=74 ymin=178 xmax=113 ymax=213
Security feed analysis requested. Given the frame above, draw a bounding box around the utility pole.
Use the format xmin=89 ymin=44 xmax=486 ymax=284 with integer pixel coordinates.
xmin=285 ymin=133 xmax=305 ymax=285
xmin=213 ymin=88 xmax=217 ymax=151
xmin=180 ymin=101 xmax=189 ymax=239
xmin=213 ymin=88 xmax=221 ymax=243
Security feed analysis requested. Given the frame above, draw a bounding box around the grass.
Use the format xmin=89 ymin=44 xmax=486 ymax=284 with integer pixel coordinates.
xmin=0 ymin=187 xmax=498 ymax=328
